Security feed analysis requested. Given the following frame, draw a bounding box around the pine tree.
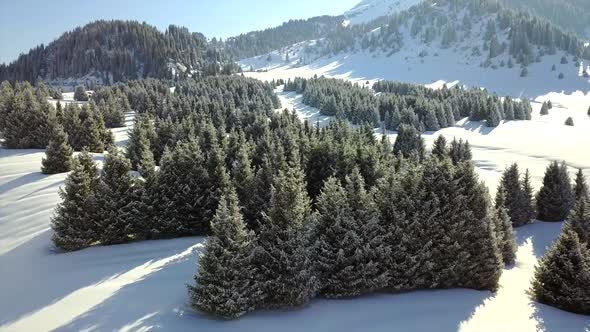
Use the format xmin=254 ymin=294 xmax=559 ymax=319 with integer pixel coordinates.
xmin=95 ymin=148 xmax=135 ymax=245
xmin=51 ymin=151 xmax=100 ymax=251
xmin=188 ymin=189 xmax=262 ymax=319
xmin=529 ymin=226 xmax=590 ymax=315
xmin=313 ymin=171 xmax=389 ymax=298
xmin=493 ymin=190 xmax=518 ymax=265
xmin=74 ymin=85 xmax=88 ymax=101
xmin=151 ymin=141 xmax=211 ymax=237
xmin=564 ymin=117 xmax=574 ymax=126
xmin=521 ymin=169 xmax=537 ymax=222
xmin=41 ymin=125 xmax=74 ymax=174
xmin=393 ymin=124 xmax=425 ymax=160
xmin=431 ymin=135 xmax=447 ymax=160
xmin=540 ymin=102 xmax=549 ymax=115
xmin=253 ymin=164 xmax=318 ymax=309
xmin=537 ymin=161 xmax=575 ymax=221
xmin=573 ymin=169 xmax=589 ymax=202
xmin=231 ymin=143 xmax=257 ymax=226
xmin=497 ymin=164 xmax=530 ymax=227
xmin=569 ymin=199 xmax=590 ymax=246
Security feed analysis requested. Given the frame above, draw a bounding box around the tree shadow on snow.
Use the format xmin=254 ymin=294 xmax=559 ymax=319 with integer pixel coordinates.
xmin=514 ymin=221 xmax=564 ymax=259
xmin=531 ymin=302 xmax=590 ymax=332
xmin=0 ymin=233 xmax=202 ymax=330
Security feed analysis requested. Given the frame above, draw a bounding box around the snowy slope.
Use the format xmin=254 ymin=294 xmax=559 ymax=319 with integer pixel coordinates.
xmin=344 ymin=0 xmax=424 ymax=25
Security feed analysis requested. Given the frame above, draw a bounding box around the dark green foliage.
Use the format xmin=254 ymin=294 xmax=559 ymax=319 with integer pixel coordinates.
xmin=51 ymin=151 xmax=100 ymax=251
xmin=41 ymin=126 xmax=74 ymax=174
xmin=537 ymin=161 xmax=575 ymax=221
xmin=95 ymin=148 xmax=136 ymax=245
xmin=530 ymin=226 xmax=590 ymax=315
xmin=573 ymin=169 xmax=589 ymax=202
xmin=150 ymin=141 xmax=212 ymax=237
xmin=253 ymin=165 xmax=318 ymax=309
xmin=493 ymin=189 xmax=518 ymax=264
xmin=0 ymin=81 xmax=56 ymax=148
xmin=188 ymin=189 xmax=261 ymax=319
xmin=0 ymin=20 xmax=238 ymax=83
xmin=74 ymin=86 xmax=89 ymax=101
xmin=448 ymin=138 xmax=472 ymax=165
xmin=569 ymin=199 xmax=590 ymax=246
xmin=393 ymin=124 xmax=425 ymax=160
xmin=521 ymin=169 xmax=537 ymax=222
xmin=313 ymin=170 xmax=390 ymax=298
xmin=127 ymin=114 xmax=157 ymax=170
xmin=497 ymin=164 xmax=531 ymax=227
xmin=431 ymin=135 xmax=448 ymax=160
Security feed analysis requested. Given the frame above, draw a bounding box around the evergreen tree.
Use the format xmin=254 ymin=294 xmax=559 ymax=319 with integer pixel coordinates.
xmin=537 ymin=161 xmax=575 ymax=221
xmin=188 ymin=189 xmax=262 ymax=319
xmin=573 ymin=169 xmax=589 ymax=202
xmin=564 ymin=117 xmax=574 ymax=126
xmin=431 ymin=135 xmax=447 ymax=160
xmin=569 ymin=199 xmax=590 ymax=246
xmin=51 ymin=151 xmax=100 ymax=251
xmin=253 ymin=164 xmax=318 ymax=309
xmin=313 ymin=170 xmax=389 ymax=298
xmin=95 ymin=148 xmax=135 ymax=245
xmin=41 ymin=125 xmax=74 ymax=174
xmin=393 ymin=124 xmax=425 ymax=160
xmin=529 ymin=226 xmax=590 ymax=315
xmin=493 ymin=189 xmax=518 ymax=265
xmin=521 ymin=169 xmax=537 ymax=221
xmin=540 ymin=102 xmax=549 ymax=115
xmin=497 ymin=164 xmax=530 ymax=227
xmin=74 ymin=85 xmax=88 ymax=101
xmin=151 ymin=141 xmax=211 ymax=237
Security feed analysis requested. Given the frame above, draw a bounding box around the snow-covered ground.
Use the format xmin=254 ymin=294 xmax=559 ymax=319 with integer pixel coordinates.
xmin=1 ymin=146 xmax=589 ymax=331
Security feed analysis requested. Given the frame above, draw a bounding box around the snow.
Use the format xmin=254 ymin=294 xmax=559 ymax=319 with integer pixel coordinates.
xmin=344 ymin=0 xmax=424 ymax=25
xmin=1 ymin=145 xmax=589 ymax=330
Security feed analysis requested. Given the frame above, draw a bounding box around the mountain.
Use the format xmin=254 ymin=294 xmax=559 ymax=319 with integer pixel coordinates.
xmin=0 ymin=20 xmax=239 ymax=85
xmin=241 ymin=0 xmax=590 ymax=97
xmin=497 ymin=0 xmax=590 ymax=39
xmin=343 ymin=0 xmax=422 ymax=25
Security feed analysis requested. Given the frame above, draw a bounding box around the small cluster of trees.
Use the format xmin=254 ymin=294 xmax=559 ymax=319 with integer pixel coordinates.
xmin=0 ymin=81 xmax=116 ymax=152
xmin=284 ymin=77 xmax=533 ymax=132
xmin=530 ymin=170 xmax=589 ymax=315
xmin=190 ymin=140 xmax=515 ymax=318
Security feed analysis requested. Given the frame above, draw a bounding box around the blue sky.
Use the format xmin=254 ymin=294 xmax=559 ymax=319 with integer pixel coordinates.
xmin=0 ymin=0 xmax=359 ymax=64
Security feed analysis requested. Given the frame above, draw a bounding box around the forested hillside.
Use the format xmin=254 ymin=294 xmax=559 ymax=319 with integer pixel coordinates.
xmin=221 ymin=16 xmax=344 ymax=60
xmin=0 ymin=20 xmax=240 ymax=84
xmin=498 ymin=0 xmax=590 ymax=39
xmin=315 ymin=0 xmax=590 ymax=61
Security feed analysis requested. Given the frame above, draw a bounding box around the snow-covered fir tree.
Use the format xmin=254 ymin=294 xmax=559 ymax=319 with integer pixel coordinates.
xmin=151 ymin=140 xmax=211 ymax=237
xmin=573 ymin=169 xmax=589 ymax=202
xmin=51 ymin=151 xmax=100 ymax=251
xmin=41 ymin=125 xmax=74 ymax=174
xmin=188 ymin=188 xmax=262 ymax=319
xmin=493 ymin=189 xmax=518 ymax=265
xmin=253 ymin=164 xmax=318 ymax=309
xmin=536 ymin=161 xmax=574 ymax=221
xmin=95 ymin=148 xmax=136 ymax=245
xmin=530 ymin=226 xmax=590 ymax=315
